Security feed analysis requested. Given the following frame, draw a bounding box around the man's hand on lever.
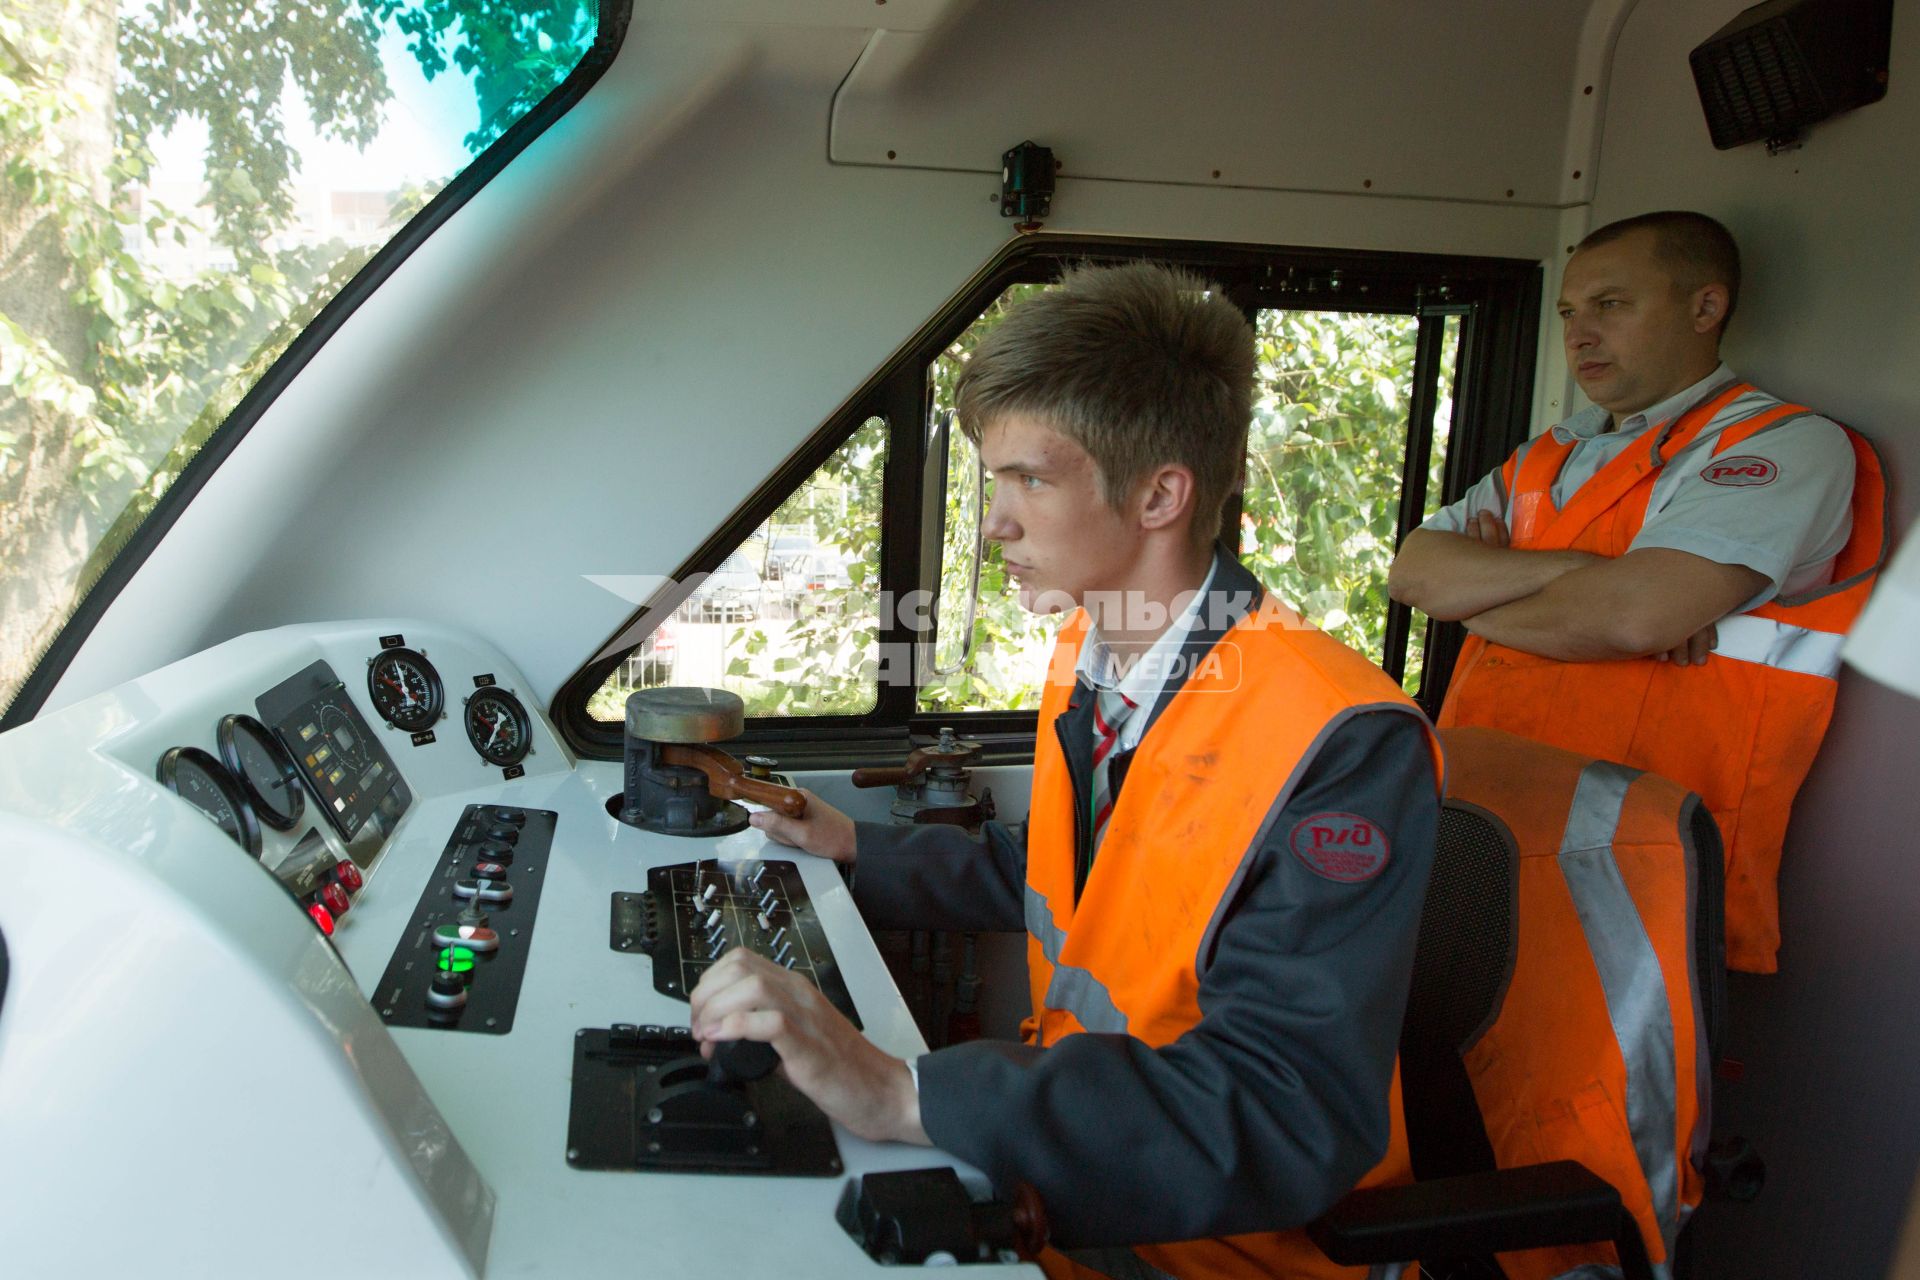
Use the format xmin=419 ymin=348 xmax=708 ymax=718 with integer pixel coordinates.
xmin=690 ymin=949 xmax=929 ymax=1145
xmin=748 ymin=789 xmax=857 ymax=863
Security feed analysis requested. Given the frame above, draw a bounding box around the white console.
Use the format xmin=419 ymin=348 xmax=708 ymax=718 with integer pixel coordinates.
xmin=0 ymin=621 xmax=1036 ymax=1276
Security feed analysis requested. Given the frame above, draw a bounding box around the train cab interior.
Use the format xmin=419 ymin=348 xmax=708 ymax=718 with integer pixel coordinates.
xmin=2 ymin=0 xmax=1918 ymax=1275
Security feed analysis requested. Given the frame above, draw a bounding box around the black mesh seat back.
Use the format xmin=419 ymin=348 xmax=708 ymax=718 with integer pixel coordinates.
xmin=1683 ymin=797 xmax=1728 ymax=1065
xmin=1400 ymin=800 xmax=1519 ymax=1182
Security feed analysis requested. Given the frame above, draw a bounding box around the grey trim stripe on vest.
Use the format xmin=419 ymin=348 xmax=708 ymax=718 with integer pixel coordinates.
xmin=1557 ymin=761 xmax=1681 ymax=1267
xmin=1768 ymin=426 xmax=1890 ymax=607
xmin=1025 ymin=884 xmax=1128 ymax=1041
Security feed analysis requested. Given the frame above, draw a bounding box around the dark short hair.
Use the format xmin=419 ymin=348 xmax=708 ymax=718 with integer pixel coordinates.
xmin=954 ymin=261 xmax=1254 ymax=553
xmin=1577 ymin=211 xmax=1742 ymax=332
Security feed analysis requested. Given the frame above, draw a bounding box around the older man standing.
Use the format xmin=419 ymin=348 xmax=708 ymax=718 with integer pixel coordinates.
xmin=1391 ymin=210 xmax=1885 ymax=973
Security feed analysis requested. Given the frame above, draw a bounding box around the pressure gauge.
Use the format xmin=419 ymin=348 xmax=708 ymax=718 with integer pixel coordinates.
xmin=464 ymin=687 xmax=533 ymax=768
xmin=367 ymin=647 xmax=444 ymax=732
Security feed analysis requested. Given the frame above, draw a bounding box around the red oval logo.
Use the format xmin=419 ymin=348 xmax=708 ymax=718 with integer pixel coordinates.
xmin=1700 ymin=455 xmax=1778 ymax=487
xmin=1289 ymin=812 xmax=1390 ymax=882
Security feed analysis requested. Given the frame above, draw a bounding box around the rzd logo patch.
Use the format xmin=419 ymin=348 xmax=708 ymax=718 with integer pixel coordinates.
xmin=1700 ymin=455 xmax=1778 ymax=487
xmin=1289 ymin=812 xmax=1390 ymax=883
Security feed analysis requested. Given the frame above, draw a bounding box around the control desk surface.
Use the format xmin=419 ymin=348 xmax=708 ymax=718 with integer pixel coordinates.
xmin=0 ymin=621 xmax=1037 ymax=1277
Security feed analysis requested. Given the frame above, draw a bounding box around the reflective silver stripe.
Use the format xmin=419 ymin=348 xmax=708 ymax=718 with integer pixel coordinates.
xmin=1024 ymin=884 xmax=1128 ymax=1039
xmin=1557 ymin=762 xmax=1680 ymax=1264
xmin=1060 ymin=1246 xmax=1178 ymax=1280
xmin=1712 ymin=613 xmax=1845 ymax=677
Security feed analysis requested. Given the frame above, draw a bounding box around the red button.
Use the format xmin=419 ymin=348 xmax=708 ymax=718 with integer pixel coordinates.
xmin=320 ymin=882 xmax=351 ymax=918
xmin=334 ymin=860 xmax=364 ymax=892
xmin=307 ymin=903 xmax=335 ymax=936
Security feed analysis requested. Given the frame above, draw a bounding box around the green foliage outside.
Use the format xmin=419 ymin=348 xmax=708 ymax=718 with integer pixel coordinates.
xmin=0 ymin=0 xmax=595 ymax=711
xmin=1242 ymin=308 xmax=1458 ymax=695
xmin=719 ymin=416 xmax=888 ymax=718
xmin=917 ymin=282 xmax=1062 ymax=713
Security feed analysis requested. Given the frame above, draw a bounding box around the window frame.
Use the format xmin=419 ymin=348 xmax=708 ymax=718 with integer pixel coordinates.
xmin=554 ymin=234 xmax=1540 ymax=766
xmin=0 ymin=0 xmax=635 ymax=731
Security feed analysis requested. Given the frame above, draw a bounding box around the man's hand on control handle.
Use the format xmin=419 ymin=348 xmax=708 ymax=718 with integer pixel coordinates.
xmin=748 ymin=788 xmax=856 ymax=863
xmin=690 ymin=949 xmax=928 ymax=1145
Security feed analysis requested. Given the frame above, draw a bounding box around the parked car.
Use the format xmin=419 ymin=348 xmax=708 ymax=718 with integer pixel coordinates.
xmin=620 ymin=617 xmax=677 ymax=685
xmin=685 ymin=551 xmax=762 ymax=621
xmin=790 ymin=549 xmax=853 ymax=614
xmin=763 ymin=530 xmax=816 ymax=585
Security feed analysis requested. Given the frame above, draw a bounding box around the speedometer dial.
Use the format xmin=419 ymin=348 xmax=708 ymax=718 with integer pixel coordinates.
xmin=367 ymin=647 xmax=444 ymax=732
xmin=157 ymin=746 xmax=262 ymax=857
xmin=217 ymin=713 xmax=305 ymax=831
xmin=463 ymin=687 xmax=533 ymax=768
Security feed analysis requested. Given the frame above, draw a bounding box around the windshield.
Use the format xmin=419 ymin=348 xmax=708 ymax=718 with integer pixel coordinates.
xmin=0 ymin=0 xmax=604 ymax=716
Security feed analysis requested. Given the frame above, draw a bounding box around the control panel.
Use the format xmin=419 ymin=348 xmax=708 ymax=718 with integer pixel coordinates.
xmin=0 ymin=620 xmax=1033 ymax=1277
xmin=614 ymin=857 xmax=861 ymax=1027
xmin=374 ymin=804 xmax=555 ymax=1033
xmin=258 ymin=658 xmax=412 ymax=861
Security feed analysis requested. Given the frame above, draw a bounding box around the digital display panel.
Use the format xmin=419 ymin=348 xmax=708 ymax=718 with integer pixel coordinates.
xmin=258 ymin=660 xmax=411 ymax=853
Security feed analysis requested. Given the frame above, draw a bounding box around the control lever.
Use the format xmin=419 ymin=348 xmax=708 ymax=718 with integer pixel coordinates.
xmin=658 ymin=743 xmax=808 ymax=818
xmin=707 ymin=1038 xmax=781 ymax=1086
xmin=836 ymin=1167 xmax=1048 ymax=1266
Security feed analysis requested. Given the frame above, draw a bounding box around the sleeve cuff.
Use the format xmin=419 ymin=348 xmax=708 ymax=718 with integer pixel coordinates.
xmin=1628 ymin=527 xmax=1789 ymax=609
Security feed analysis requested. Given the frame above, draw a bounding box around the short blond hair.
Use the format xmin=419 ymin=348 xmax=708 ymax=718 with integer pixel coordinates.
xmin=956 ymin=261 xmax=1254 ymax=552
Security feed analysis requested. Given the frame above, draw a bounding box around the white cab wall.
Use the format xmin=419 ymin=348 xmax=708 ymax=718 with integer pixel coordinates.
xmin=49 ymin=3 xmax=1573 ymax=710
xmin=1589 ymin=3 xmax=1920 ymax=1276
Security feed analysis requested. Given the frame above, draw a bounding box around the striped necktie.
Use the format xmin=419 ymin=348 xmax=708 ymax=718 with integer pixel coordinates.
xmin=1090 ymin=686 xmax=1138 ymax=852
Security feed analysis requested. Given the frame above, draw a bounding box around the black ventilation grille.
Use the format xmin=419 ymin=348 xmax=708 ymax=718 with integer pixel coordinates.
xmin=1694 ymin=21 xmax=1822 ymax=148
xmin=1689 ymin=0 xmax=1892 ymax=149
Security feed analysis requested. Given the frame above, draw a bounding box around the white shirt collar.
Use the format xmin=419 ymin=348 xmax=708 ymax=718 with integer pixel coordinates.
xmin=1075 ymin=560 xmax=1219 ymax=746
xmin=1552 ymin=363 xmax=1737 ymax=443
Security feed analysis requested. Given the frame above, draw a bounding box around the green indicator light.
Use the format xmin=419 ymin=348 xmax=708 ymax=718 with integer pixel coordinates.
xmin=437 ymin=946 xmax=476 ymax=974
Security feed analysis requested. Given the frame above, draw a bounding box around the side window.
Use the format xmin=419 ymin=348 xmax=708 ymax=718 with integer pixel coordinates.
xmin=919 ymin=285 xmax=1065 ymax=714
xmin=0 ymin=1 xmax=607 ymax=718
xmin=585 ymin=417 xmax=887 ymax=720
xmin=1240 ymin=307 xmax=1462 ymax=694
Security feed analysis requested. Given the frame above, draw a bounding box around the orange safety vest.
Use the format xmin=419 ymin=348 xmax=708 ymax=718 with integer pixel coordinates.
xmin=1026 ymin=606 xmax=1443 ymax=1280
xmin=1442 ymin=726 xmax=1713 ymax=1280
xmin=1438 ymin=381 xmax=1887 ymax=972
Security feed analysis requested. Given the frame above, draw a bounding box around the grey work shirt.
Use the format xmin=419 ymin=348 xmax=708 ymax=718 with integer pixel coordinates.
xmin=1424 ymin=365 xmax=1855 ymax=612
xmin=847 ymin=559 xmax=1439 ymax=1248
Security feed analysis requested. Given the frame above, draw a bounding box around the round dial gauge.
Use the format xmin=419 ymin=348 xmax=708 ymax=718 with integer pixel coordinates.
xmin=217 ymin=713 xmax=305 ymax=831
xmin=464 ymin=687 xmax=533 ymax=768
xmin=157 ymin=746 xmax=262 ymax=857
xmin=367 ymin=647 xmax=444 ymax=732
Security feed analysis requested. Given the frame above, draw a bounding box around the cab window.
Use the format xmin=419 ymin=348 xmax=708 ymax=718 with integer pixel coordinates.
xmin=558 ymin=240 xmax=1537 ymax=757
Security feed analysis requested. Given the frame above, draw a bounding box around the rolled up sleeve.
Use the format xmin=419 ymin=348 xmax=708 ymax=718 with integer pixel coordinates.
xmin=1632 ymin=414 xmax=1855 ymax=609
